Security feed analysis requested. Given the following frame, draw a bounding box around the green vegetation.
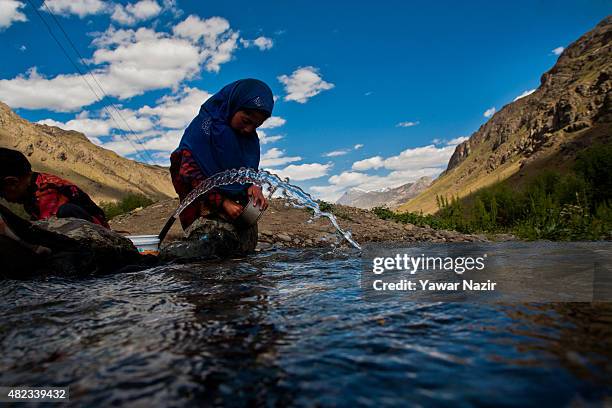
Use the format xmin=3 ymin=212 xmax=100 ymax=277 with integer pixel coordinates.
xmin=100 ymin=193 xmax=154 ymax=219
xmin=373 ymin=144 xmax=612 ymax=240
xmin=313 ymin=200 xmax=354 ymax=221
xmin=317 ymin=200 xmax=335 ymax=213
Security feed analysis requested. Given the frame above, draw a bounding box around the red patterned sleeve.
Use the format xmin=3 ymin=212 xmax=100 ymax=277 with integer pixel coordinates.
xmin=171 ymin=150 xmax=225 ymax=210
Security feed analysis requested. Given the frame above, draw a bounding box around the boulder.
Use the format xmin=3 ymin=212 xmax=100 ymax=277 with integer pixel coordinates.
xmin=160 ymin=217 xmax=258 ymax=262
xmin=35 ymin=217 xmax=137 ymax=255
xmin=0 ymin=204 xmax=145 ymax=279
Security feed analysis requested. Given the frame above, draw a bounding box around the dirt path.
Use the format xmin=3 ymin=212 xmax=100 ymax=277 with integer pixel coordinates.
xmin=110 ymin=199 xmax=490 ymax=248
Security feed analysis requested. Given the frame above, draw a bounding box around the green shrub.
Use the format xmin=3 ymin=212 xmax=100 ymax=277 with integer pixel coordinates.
xmin=317 ymin=200 xmax=334 ymax=213
xmin=372 ymin=145 xmax=612 ymax=241
xmin=574 ymin=144 xmax=612 ymax=209
xmin=100 ymin=193 xmax=154 ymax=220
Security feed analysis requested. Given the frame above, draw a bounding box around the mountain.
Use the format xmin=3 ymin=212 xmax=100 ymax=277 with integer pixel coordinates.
xmin=0 ymin=102 xmax=175 ymax=203
xmin=398 ymin=16 xmax=612 ymax=214
xmin=336 ymin=176 xmax=432 ymax=209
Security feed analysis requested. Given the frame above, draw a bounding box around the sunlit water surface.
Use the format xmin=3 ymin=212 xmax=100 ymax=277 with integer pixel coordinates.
xmin=1 ymin=246 xmax=611 ymax=406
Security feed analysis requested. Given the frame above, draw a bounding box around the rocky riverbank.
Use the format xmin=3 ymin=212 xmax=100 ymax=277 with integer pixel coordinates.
xmin=110 ymin=198 xmax=497 ymax=248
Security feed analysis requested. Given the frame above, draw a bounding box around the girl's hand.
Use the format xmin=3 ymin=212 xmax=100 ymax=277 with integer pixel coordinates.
xmin=247 ymin=185 xmax=268 ymax=210
xmin=222 ymin=199 xmax=243 ymax=220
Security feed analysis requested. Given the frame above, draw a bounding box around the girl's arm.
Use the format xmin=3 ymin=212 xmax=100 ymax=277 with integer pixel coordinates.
xmin=0 ymin=215 xmax=51 ymax=255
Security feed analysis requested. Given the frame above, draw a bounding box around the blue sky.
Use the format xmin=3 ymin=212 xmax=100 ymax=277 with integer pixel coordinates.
xmin=0 ymin=0 xmax=609 ymax=201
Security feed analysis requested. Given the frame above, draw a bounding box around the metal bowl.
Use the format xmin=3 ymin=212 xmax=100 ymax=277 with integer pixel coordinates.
xmin=234 ymin=196 xmax=265 ymax=229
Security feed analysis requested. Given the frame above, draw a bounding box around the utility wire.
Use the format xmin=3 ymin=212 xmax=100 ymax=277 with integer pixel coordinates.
xmin=24 ymin=0 xmax=155 ymax=164
xmin=38 ymin=0 xmax=155 ymax=163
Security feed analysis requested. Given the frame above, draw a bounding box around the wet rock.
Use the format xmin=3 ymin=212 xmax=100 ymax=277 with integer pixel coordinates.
xmin=160 ymin=217 xmax=258 ymax=262
xmin=0 ymin=202 xmax=152 ymax=279
xmin=276 ymin=233 xmax=292 ymax=243
xmin=36 ymin=217 xmax=134 ymax=252
xmin=34 ymin=217 xmax=142 ymax=274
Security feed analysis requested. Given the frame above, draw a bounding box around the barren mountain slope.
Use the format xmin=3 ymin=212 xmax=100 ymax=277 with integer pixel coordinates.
xmin=399 ymin=17 xmax=611 ymax=214
xmin=0 ymin=102 xmax=176 ymax=203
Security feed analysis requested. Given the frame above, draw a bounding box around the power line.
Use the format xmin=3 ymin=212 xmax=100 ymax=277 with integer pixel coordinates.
xmin=24 ymin=0 xmax=155 ymax=164
xmin=38 ymin=0 xmax=155 ymax=164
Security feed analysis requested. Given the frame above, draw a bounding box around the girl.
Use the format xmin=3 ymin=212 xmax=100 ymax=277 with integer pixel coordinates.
xmin=170 ymin=79 xmax=274 ymax=230
xmin=0 ymin=148 xmax=110 ymax=228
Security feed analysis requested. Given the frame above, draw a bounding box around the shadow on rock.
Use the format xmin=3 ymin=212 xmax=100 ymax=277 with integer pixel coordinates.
xmin=0 ymin=204 xmax=149 ymax=279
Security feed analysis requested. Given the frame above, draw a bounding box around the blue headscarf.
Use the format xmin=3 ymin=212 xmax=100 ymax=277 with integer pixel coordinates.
xmin=176 ymin=79 xmax=274 ymax=194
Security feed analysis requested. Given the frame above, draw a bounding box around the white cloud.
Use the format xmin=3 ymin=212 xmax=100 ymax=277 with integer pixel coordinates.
xmin=111 ymin=0 xmax=162 ymax=25
xmin=173 ymin=15 xmax=239 ymax=72
xmin=310 ymin=143 xmax=459 ymax=201
xmin=100 ymin=129 xmax=182 ymax=157
xmin=483 ymin=107 xmax=496 ymax=118
xmin=43 ymin=0 xmax=107 ymax=17
xmin=258 ymin=116 xmax=287 ymax=144
xmin=446 ymin=136 xmax=468 ymax=145
xmin=324 ymin=149 xmax=349 ymax=157
xmin=364 ymin=91 xmax=373 ymax=96
xmin=433 ymin=136 xmax=468 ymax=146
xmin=139 ymin=86 xmax=211 ymax=129
xmin=91 ymin=28 xmax=202 ymax=98
xmin=513 ymin=88 xmax=536 ymax=102
xmin=240 ymin=36 xmax=274 ymax=50
xmin=0 ymin=0 xmax=27 ymax=29
xmin=136 ymin=129 xmax=182 ymax=151
xmin=355 ymin=145 xmax=456 ymax=173
xmin=328 ymin=171 xmax=371 ymax=187
xmin=260 ymin=148 xmax=301 ymax=167
xmin=108 ymin=107 xmax=155 ymax=132
xmin=173 ymin=14 xmax=228 ymax=42
xmin=260 ymin=116 xmax=286 ymax=129
xmin=324 ymin=143 xmax=365 ymax=157
xmin=0 ymin=16 xmax=243 ymax=111
xmin=258 ymin=130 xmax=283 ymax=145
xmin=396 ymin=120 xmax=419 ymax=128
xmin=311 ymin=167 xmax=442 ymax=202
xmin=0 ymin=67 xmax=100 ymax=111
xmin=38 ymin=107 xmax=154 ymax=138
xmin=552 ymin=46 xmax=564 ymax=56
xmin=352 ymin=156 xmax=384 ymax=171
xmin=267 ymin=163 xmax=331 ymax=181
xmin=278 ymin=66 xmax=334 ymax=103
xmin=253 ymin=36 xmax=273 ymax=50
xmin=38 ymin=116 xmax=111 ymax=138
xmin=381 ymin=144 xmax=456 ymax=171
xmin=18 ymin=44 xmax=26 ymax=51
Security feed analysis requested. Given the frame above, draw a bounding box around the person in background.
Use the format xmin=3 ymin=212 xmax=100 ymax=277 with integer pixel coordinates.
xmin=171 ymin=78 xmax=273 ymax=230
xmin=0 ymin=148 xmax=110 ymax=228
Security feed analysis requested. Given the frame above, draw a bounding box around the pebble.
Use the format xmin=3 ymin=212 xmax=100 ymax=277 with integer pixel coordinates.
xmin=276 ymin=233 xmax=292 ymax=242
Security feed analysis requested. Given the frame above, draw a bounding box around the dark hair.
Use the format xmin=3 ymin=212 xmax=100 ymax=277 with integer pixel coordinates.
xmin=0 ymin=148 xmax=32 ymax=179
xmin=242 ymin=108 xmax=272 ymax=120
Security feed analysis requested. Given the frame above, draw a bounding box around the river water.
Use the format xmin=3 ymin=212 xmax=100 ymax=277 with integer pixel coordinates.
xmin=1 ymin=245 xmax=611 ymax=406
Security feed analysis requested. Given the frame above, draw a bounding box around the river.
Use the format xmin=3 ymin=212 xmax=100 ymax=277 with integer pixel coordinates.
xmin=1 ymin=245 xmax=611 ymax=406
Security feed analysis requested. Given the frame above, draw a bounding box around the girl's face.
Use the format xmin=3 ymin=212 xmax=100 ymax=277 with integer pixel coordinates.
xmin=230 ymin=109 xmax=268 ymax=136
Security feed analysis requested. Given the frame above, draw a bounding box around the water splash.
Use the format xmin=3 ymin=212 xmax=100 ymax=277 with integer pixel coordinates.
xmin=171 ymin=168 xmax=362 ymax=250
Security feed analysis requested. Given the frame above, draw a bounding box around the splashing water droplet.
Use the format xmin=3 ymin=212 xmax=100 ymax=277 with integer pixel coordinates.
xmin=171 ymin=168 xmax=362 ymax=250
